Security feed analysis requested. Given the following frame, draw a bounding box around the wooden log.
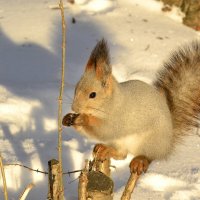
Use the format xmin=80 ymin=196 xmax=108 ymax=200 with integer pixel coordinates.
xmin=47 ymin=159 xmax=62 ymax=200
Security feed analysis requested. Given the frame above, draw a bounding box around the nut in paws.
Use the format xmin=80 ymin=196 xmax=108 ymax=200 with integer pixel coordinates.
xmin=62 ymin=113 xmax=79 ymax=126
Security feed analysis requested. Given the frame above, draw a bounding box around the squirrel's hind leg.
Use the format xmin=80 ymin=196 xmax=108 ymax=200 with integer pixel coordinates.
xmin=129 ymin=155 xmax=151 ymax=175
xmin=93 ymin=143 xmax=127 ymax=161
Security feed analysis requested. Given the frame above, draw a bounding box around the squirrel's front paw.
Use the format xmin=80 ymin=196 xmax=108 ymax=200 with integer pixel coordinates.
xmin=93 ymin=144 xmax=127 ymax=161
xmin=62 ymin=113 xmax=79 ymax=126
xmin=129 ymin=155 xmax=151 ymax=175
xmin=93 ymin=144 xmax=112 ymax=161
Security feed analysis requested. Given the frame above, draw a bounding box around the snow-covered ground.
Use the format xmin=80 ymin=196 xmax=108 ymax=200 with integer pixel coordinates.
xmin=0 ymin=0 xmax=200 ymax=199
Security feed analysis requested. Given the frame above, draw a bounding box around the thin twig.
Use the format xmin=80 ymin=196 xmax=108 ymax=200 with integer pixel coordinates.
xmin=121 ymin=173 xmax=139 ymax=200
xmin=63 ymin=169 xmax=82 ymax=175
xmin=0 ymin=154 xmax=8 ymax=200
xmin=58 ymin=0 xmax=66 ymax=198
xmin=49 ymin=4 xmax=67 ymax=10
xmin=78 ymin=160 xmax=89 ymax=200
xmin=19 ymin=183 xmax=35 ymax=200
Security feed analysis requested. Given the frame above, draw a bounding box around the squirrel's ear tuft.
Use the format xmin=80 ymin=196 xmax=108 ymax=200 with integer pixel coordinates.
xmin=89 ymin=39 xmax=110 ymax=67
xmin=85 ymin=39 xmax=111 ymax=78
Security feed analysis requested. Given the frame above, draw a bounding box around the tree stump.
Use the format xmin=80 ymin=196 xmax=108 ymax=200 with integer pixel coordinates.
xmin=47 ymin=159 xmax=63 ymax=200
xmin=87 ymin=171 xmax=113 ymax=200
xmin=78 ymin=159 xmax=114 ymax=200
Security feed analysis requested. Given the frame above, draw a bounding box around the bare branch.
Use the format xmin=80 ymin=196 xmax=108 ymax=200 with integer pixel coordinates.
xmin=63 ymin=169 xmax=82 ymax=175
xmin=57 ymin=0 xmax=66 ymax=198
xmin=49 ymin=4 xmax=67 ymax=10
xmin=19 ymin=183 xmax=35 ymax=200
xmin=0 ymin=154 xmax=8 ymax=200
xmin=78 ymin=160 xmax=89 ymax=200
xmin=121 ymin=173 xmax=139 ymax=200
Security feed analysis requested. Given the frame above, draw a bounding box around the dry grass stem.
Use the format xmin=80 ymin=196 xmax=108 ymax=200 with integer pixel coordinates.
xmin=57 ymin=0 xmax=66 ymax=198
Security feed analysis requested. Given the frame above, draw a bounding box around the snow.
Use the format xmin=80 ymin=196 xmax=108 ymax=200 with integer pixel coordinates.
xmin=0 ymin=0 xmax=200 ymax=199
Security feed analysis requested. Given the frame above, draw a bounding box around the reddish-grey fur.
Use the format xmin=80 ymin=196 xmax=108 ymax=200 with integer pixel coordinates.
xmin=69 ymin=39 xmax=200 ymax=164
xmin=154 ymin=42 xmax=200 ymax=143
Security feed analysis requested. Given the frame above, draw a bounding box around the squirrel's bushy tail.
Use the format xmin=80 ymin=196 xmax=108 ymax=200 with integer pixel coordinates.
xmin=154 ymin=42 xmax=200 ymax=141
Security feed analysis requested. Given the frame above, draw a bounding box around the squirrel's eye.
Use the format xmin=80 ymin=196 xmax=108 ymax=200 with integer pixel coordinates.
xmin=89 ymin=92 xmax=96 ymax=99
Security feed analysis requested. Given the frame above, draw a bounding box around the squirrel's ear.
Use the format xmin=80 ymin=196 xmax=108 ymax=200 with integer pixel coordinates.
xmin=85 ymin=39 xmax=112 ymax=80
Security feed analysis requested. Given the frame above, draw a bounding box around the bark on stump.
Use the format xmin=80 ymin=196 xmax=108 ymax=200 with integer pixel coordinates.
xmin=48 ymin=159 xmax=63 ymax=200
xmin=87 ymin=171 xmax=113 ymax=200
xmin=78 ymin=159 xmax=114 ymax=200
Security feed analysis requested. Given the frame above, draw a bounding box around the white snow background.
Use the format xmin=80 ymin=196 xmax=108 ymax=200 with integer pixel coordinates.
xmin=0 ymin=0 xmax=200 ymax=199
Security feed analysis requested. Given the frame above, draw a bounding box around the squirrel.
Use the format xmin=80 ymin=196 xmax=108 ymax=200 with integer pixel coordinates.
xmin=62 ymin=39 xmax=200 ymax=175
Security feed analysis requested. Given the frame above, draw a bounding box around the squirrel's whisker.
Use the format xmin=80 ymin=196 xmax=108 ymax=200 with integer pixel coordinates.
xmin=64 ymin=94 xmax=73 ymax=101
xmin=86 ymin=106 xmax=107 ymax=114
